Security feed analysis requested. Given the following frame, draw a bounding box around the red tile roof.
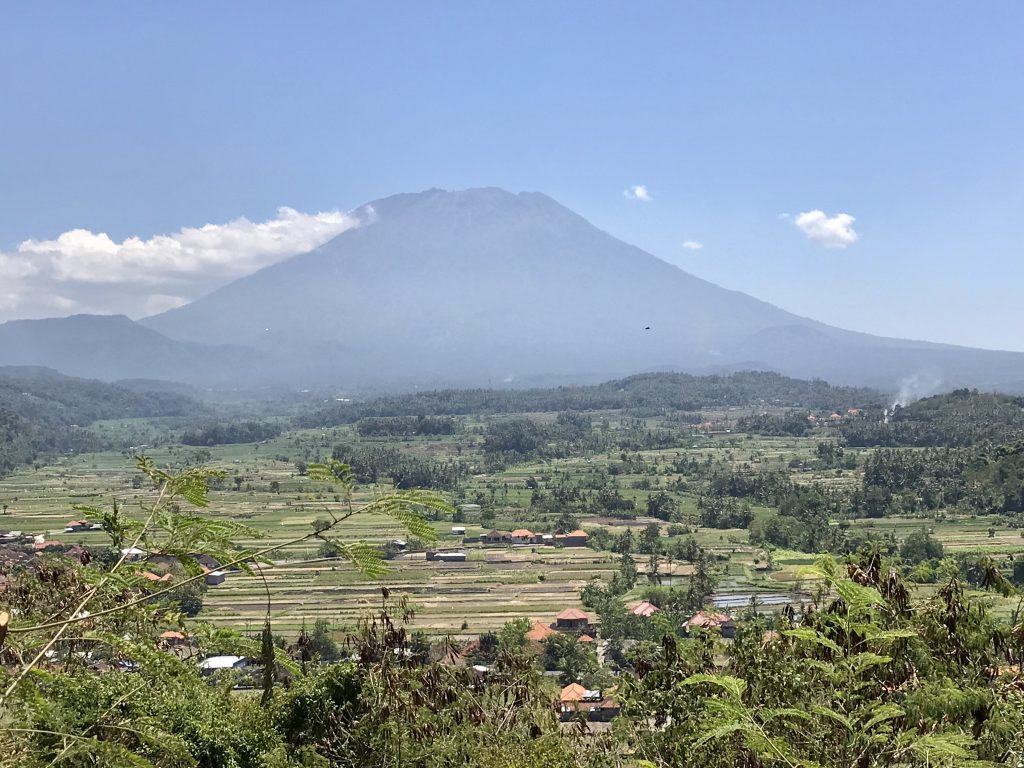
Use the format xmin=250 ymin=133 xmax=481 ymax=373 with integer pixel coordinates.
xmin=555 ymin=608 xmax=590 ymax=621
xmin=629 ymin=600 xmax=659 ymax=617
xmin=160 ymin=630 xmax=186 ymax=640
xmin=687 ymin=611 xmax=732 ymax=629
xmin=510 ymin=528 xmax=535 ymax=537
xmin=525 ymin=621 xmax=557 ymax=642
xmin=578 ymin=634 xmax=594 ymax=643
xmin=555 ymin=529 xmax=589 ymax=539
xmin=559 ymin=683 xmax=587 ymax=702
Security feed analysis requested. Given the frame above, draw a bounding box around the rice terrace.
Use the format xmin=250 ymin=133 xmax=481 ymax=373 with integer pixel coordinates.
xmin=5 ymin=372 xmax=1024 ymax=646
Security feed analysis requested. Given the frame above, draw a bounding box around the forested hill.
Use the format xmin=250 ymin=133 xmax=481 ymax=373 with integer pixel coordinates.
xmin=0 ymin=367 xmax=206 ymax=476
xmin=298 ymin=371 xmax=884 ymax=427
xmin=841 ymin=389 xmax=1024 ymax=447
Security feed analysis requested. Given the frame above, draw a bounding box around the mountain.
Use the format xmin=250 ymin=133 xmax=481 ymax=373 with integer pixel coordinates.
xmin=140 ymin=187 xmax=1024 ymax=391
xmin=0 ymin=365 xmax=207 ymax=476
xmin=0 ymin=314 xmax=261 ymax=385
xmin=0 ymin=365 xmax=203 ymax=424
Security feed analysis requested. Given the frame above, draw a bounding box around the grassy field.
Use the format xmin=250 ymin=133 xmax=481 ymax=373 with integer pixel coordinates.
xmin=3 ymin=416 xmax=1023 ymax=640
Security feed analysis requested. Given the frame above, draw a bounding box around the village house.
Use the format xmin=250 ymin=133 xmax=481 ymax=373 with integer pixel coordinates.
xmin=481 ymin=530 xmax=514 ymax=545
xmin=629 ymin=600 xmax=659 ymax=618
xmin=554 ymin=607 xmax=591 ymax=631
xmin=450 ymin=526 xmax=466 ymax=535
xmin=525 ymin=621 xmax=557 ymax=645
xmin=198 ymin=655 xmax=249 ymax=676
xmin=557 ymin=683 xmax=620 ymax=722
xmin=63 ymin=520 xmax=100 ymax=533
xmin=425 ymin=550 xmax=468 ymax=562
xmin=510 ymin=528 xmax=536 ymax=545
xmin=200 ymin=565 xmax=227 ymax=585
xmin=159 ymin=630 xmax=189 ymax=647
xmin=685 ymin=611 xmax=736 ymax=638
xmin=554 ymin=529 xmax=588 ymax=547
xmin=192 ymin=553 xmax=222 ymax=571
xmin=33 ymin=540 xmax=87 ymax=560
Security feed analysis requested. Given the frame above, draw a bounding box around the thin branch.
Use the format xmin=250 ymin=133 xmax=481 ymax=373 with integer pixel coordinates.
xmin=1 ymin=483 xmax=168 ymax=704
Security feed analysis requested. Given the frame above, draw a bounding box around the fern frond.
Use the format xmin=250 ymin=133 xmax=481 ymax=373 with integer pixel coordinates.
xmin=362 ymin=490 xmax=452 ymax=541
xmin=783 ymin=627 xmax=842 ymax=655
xmin=307 ymin=460 xmax=355 ymax=492
xmin=679 ymin=673 xmax=747 ymax=699
xmin=331 ymin=541 xmax=389 ymax=579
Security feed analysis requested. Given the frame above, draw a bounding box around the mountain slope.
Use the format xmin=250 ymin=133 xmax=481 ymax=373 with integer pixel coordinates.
xmin=0 ymin=366 xmax=207 ymax=475
xmin=142 ymin=187 xmax=1024 ymax=390
xmin=0 ymin=314 xmax=262 ymax=384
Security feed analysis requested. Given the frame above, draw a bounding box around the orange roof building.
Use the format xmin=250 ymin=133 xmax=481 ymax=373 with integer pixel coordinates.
xmin=559 ymin=683 xmax=587 ymax=702
xmin=686 ymin=611 xmax=736 ymax=638
xmin=525 ymin=621 xmax=557 ymax=642
xmin=629 ymin=600 xmax=659 ymax=618
xmin=555 ymin=607 xmax=591 ymax=629
xmin=555 ymin=608 xmax=589 ymax=621
xmin=686 ymin=611 xmax=731 ymax=628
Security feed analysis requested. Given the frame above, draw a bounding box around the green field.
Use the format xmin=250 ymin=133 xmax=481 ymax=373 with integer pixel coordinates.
xmin=4 ymin=414 xmax=1023 ymax=640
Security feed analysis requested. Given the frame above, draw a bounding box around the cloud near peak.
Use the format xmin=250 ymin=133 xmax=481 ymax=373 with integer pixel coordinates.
xmin=17 ymin=207 xmax=357 ymax=284
xmin=791 ymin=209 xmax=859 ymax=248
xmin=624 ymin=185 xmax=652 ymax=202
xmin=0 ymin=206 xmax=359 ymax=322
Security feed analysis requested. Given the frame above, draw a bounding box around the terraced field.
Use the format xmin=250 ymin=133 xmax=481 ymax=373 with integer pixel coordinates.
xmin=5 ymin=419 xmax=1022 ymax=639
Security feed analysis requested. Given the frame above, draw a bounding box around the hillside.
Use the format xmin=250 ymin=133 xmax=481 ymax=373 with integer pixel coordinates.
xmin=841 ymin=389 xmax=1024 ymax=447
xmin=0 ymin=314 xmax=262 ymax=385
xmin=0 ymin=366 xmax=206 ymax=475
xmin=297 ymin=370 xmax=884 ymax=427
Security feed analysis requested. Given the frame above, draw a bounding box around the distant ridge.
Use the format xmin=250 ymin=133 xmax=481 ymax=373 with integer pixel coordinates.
xmin=0 ymin=314 xmax=262 ymax=385
xmin=2 ymin=188 xmax=1023 ymax=391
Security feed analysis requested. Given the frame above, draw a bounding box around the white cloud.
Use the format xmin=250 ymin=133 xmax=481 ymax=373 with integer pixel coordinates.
xmin=624 ymin=185 xmax=652 ymax=202
xmin=0 ymin=254 xmax=38 ymax=280
xmin=682 ymin=240 xmax=703 ymax=250
xmin=16 ymin=206 xmax=358 ymax=284
xmin=0 ymin=206 xmax=362 ymax=322
xmin=792 ymin=209 xmax=859 ymax=248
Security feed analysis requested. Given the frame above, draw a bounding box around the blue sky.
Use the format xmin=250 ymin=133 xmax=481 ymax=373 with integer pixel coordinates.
xmin=1 ymin=2 xmax=1022 ymax=349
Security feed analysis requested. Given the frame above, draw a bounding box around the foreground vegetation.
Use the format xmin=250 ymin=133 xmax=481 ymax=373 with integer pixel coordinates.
xmin=2 ymin=461 xmax=1023 ymax=766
